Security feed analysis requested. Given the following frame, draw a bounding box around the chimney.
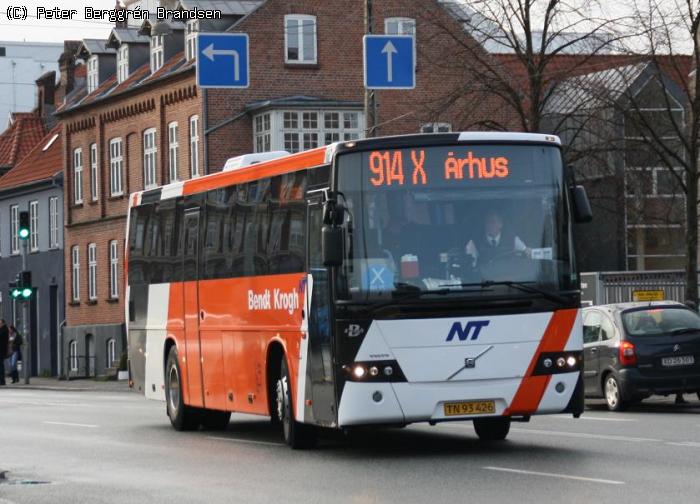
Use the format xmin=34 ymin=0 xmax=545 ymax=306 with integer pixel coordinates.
xmin=56 ymin=40 xmax=80 ymax=105
xmin=115 ymin=1 xmax=127 ymax=29
xmin=35 ymin=71 xmax=57 ymax=125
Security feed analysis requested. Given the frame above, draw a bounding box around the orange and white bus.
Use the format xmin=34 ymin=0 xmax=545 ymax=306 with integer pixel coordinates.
xmin=126 ymin=132 xmax=592 ymax=448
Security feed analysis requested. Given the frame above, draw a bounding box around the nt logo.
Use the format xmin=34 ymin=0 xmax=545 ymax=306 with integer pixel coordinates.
xmin=445 ymin=320 xmax=490 ymax=342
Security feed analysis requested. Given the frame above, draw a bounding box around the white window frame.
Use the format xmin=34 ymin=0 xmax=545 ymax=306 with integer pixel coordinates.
xmin=117 ymin=44 xmax=129 ymax=83
xmin=10 ymin=204 xmax=19 ymax=255
xmin=143 ymin=128 xmax=157 ymax=189
xmin=420 ymin=122 xmax=452 ymax=133
xmin=284 ymin=15 xmax=317 ymax=64
xmin=88 ymin=243 xmax=97 ymax=301
xmin=73 ymin=148 xmax=83 ymax=204
xmin=168 ymin=122 xmax=179 ymax=183
xmin=189 ymin=115 xmax=200 ymax=178
xmin=49 ymin=196 xmax=59 ymax=249
xmin=253 ymin=109 xmax=364 ymax=153
xmin=109 ymin=138 xmax=123 ymax=196
xmin=87 ymin=55 xmax=99 ymax=93
xmin=150 ymin=35 xmax=164 ymax=73
xmin=385 ymin=17 xmax=416 ymax=35
xmin=109 ymin=240 xmax=119 ymax=299
xmin=70 ymin=340 xmax=78 ymax=372
xmin=254 ymin=113 xmax=271 ymax=153
xmin=29 ymin=200 xmax=38 ymax=252
xmin=90 ymin=143 xmax=98 ymax=201
xmin=107 ymin=338 xmax=116 ymax=367
xmin=185 ymin=20 xmax=199 ymax=61
xmin=71 ymin=245 xmax=80 ymax=302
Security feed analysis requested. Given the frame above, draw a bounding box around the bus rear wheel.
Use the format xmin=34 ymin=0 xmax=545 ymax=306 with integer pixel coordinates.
xmin=275 ymin=357 xmax=316 ymax=449
xmin=473 ymin=417 xmax=511 ymax=441
xmin=165 ymin=346 xmax=201 ymax=431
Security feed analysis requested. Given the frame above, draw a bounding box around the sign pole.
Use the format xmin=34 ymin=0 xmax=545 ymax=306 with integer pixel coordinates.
xmin=364 ymin=0 xmax=378 ymax=137
xmin=21 ymin=239 xmax=30 ymax=385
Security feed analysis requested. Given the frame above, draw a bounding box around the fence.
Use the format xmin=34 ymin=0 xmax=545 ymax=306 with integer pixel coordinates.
xmin=581 ymin=270 xmax=686 ymax=306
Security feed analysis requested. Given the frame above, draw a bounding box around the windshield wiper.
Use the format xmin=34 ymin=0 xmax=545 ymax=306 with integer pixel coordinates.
xmin=450 ymin=280 xmax=572 ymax=305
xmin=670 ymin=327 xmax=700 ymax=336
xmin=362 ymin=283 xmax=493 ymax=311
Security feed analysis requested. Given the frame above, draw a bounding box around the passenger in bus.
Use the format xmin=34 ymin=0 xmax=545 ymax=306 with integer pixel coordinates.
xmin=465 ymin=209 xmax=530 ymax=266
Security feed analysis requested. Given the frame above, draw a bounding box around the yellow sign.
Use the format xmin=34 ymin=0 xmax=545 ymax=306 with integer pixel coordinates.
xmin=633 ymin=290 xmax=665 ymax=302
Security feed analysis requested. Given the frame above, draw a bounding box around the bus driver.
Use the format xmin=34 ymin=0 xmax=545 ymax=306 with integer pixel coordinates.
xmin=466 ymin=209 xmax=531 ymax=266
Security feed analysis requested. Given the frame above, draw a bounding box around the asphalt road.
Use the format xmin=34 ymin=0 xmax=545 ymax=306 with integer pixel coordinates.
xmin=2 ymin=389 xmax=700 ymax=504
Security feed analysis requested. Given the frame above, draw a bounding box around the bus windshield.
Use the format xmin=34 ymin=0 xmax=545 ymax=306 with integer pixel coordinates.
xmin=335 ymin=144 xmax=576 ymax=302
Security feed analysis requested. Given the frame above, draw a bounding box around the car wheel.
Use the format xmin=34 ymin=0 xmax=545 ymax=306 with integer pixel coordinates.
xmin=275 ymin=357 xmax=316 ymax=449
xmin=473 ymin=417 xmax=511 ymax=441
xmin=604 ymin=374 xmax=627 ymax=412
xmin=200 ymin=409 xmax=231 ymax=430
xmin=165 ymin=346 xmax=201 ymax=431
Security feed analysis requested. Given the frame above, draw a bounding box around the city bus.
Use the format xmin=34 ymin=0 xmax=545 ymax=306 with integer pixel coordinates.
xmin=126 ymin=132 xmax=592 ymax=448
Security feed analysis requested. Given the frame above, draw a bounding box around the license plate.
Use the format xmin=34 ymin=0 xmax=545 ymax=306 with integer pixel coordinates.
xmin=444 ymin=400 xmax=496 ymax=417
xmin=661 ymin=355 xmax=695 ymax=367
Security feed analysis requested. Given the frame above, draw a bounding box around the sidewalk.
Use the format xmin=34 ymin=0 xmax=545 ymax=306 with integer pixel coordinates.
xmin=3 ymin=376 xmax=132 ymax=393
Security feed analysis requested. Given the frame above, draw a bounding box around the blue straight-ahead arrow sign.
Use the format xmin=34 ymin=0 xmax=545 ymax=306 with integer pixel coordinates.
xmin=197 ymin=33 xmax=250 ymax=89
xmin=364 ymin=35 xmax=415 ymax=90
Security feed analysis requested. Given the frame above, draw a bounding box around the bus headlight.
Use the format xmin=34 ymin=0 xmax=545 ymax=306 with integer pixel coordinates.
xmin=344 ymin=360 xmax=405 ymax=382
xmin=533 ymin=352 xmax=582 ymax=376
xmin=353 ymin=365 xmax=366 ymax=379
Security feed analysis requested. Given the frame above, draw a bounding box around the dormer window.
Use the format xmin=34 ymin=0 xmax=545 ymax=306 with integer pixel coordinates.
xmin=117 ymin=45 xmax=129 ymax=83
xmin=87 ymin=55 xmax=99 ymax=93
xmin=150 ymin=35 xmax=164 ymax=73
xmin=185 ymin=20 xmax=199 ymax=61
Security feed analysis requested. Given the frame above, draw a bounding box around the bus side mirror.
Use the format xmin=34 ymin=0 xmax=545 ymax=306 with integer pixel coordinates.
xmin=323 ymin=200 xmax=345 ymax=225
xmin=573 ymin=185 xmax=593 ymax=223
xmin=322 ymin=225 xmax=343 ymax=267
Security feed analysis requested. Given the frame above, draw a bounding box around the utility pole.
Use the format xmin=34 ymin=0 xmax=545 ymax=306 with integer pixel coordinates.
xmin=364 ymin=0 xmax=378 ymax=137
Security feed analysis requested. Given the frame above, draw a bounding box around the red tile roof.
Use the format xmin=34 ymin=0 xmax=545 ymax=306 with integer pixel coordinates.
xmin=0 ymin=125 xmax=62 ymax=190
xmin=0 ymin=112 xmax=46 ymax=168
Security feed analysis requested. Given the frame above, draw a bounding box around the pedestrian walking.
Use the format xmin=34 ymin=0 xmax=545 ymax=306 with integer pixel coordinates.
xmin=8 ymin=325 xmax=22 ymax=384
xmin=0 ymin=319 xmax=8 ymax=386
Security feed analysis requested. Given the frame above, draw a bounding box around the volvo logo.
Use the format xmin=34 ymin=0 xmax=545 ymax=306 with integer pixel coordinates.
xmin=446 ymin=345 xmax=495 ymax=380
xmin=673 ymin=344 xmax=681 ymax=352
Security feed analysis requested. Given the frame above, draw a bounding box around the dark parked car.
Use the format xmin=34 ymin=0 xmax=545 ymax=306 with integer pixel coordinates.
xmin=582 ymin=302 xmax=700 ymax=411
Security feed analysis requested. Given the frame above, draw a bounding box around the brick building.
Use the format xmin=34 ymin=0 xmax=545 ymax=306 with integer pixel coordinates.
xmin=56 ymin=0 xmax=512 ymax=376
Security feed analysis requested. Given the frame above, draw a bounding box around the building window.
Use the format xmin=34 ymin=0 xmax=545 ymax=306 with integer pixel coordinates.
xmin=90 ymin=143 xmax=98 ymax=201
xmin=254 ymin=113 xmax=271 ymax=153
xmin=385 ymin=17 xmax=416 ymax=36
xmin=10 ymin=204 xmax=19 ymax=255
xmin=185 ymin=20 xmax=199 ymax=60
xmin=73 ymin=148 xmax=83 ymax=204
xmin=49 ymin=196 xmax=59 ymax=249
xmin=110 ymin=138 xmax=123 ymax=196
xmin=117 ymin=44 xmax=129 ymax=83
xmin=88 ymin=243 xmax=97 ymax=301
xmin=421 ymin=123 xmax=452 ymax=133
xmin=143 ymin=128 xmax=157 ymax=189
xmin=106 ymin=338 xmax=116 ymax=367
xmin=253 ymin=110 xmax=363 ymax=153
xmin=29 ymin=200 xmax=38 ymax=252
xmin=189 ymin=115 xmax=200 ymax=177
xmin=168 ymin=122 xmax=179 ymax=183
xmin=150 ymin=35 xmax=164 ymax=73
xmin=70 ymin=340 xmax=78 ymax=372
xmin=87 ymin=55 xmax=99 ymax=93
xmin=285 ymin=15 xmax=317 ymax=64
xmin=109 ymin=240 xmax=119 ymax=299
xmin=71 ymin=245 xmax=80 ymax=302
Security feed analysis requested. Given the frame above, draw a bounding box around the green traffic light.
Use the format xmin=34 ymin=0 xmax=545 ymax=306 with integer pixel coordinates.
xmin=11 ymin=288 xmax=21 ymax=299
xmin=21 ymin=287 xmax=32 ymax=298
xmin=18 ymin=228 xmax=29 ymax=239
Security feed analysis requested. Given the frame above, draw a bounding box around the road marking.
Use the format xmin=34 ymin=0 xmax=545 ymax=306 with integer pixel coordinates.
xmin=511 ymin=427 xmax=660 ymax=443
xmin=483 ymin=466 xmax=625 ymax=485
xmin=207 ymin=436 xmax=283 ymax=447
xmin=551 ymin=414 xmax=637 ymax=422
xmin=666 ymin=441 xmax=700 ymax=448
xmin=43 ymin=421 xmax=98 ymax=428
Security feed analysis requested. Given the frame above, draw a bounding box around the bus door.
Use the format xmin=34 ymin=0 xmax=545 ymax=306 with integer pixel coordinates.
xmin=306 ymin=197 xmax=336 ymax=425
xmin=183 ymin=208 xmax=205 ymax=408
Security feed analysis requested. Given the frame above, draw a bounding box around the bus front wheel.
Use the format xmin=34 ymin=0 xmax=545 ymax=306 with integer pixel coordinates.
xmin=473 ymin=417 xmax=511 ymax=441
xmin=165 ymin=346 xmax=201 ymax=431
xmin=275 ymin=357 xmax=316 ymax=449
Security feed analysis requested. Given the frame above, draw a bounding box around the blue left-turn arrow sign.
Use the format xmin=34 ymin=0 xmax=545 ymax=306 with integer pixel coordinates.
xmin=196 ymin=33 xmax=250 ymax=89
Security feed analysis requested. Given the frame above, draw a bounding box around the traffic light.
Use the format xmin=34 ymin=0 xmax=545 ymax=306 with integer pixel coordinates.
xmin=10 ymin=271 xmax=32 ymax=301
xmin=18 ymin=211 xmax=29 ymax=239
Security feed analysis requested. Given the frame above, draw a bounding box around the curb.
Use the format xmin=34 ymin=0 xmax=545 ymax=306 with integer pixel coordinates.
xmin=4 ymin=385 xmax=132 ymax=393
